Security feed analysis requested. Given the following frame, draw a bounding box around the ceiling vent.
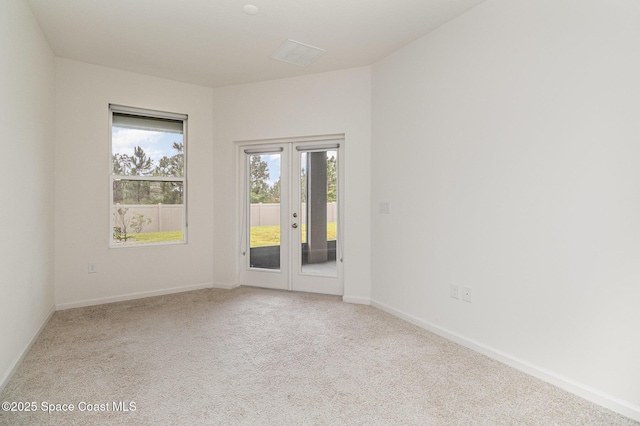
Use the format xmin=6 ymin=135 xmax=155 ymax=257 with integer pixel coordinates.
xmin=271 ymin=39 xmax=325 ymax=67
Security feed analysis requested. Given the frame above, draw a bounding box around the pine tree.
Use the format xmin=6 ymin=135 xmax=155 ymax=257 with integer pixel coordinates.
xmin=250 ymin=155 xmax=272 ymax=203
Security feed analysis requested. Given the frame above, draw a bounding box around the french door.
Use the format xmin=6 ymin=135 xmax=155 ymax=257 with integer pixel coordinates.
xmin=238 ymin=139 xmax=343 ymax=295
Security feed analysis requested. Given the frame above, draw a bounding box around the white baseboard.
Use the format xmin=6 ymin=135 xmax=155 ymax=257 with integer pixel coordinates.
xmin=56 ymin=282 xmax=215 ymax=310
xmin=211 ymin=282 xmax=239 ymax=290
xmin=343 ymin=295 xmax=370 ymax=305
xmin=0 ymin=304 xmax=55 ymax=394
xmin=370 ymin=299 xmax=640 ymax=423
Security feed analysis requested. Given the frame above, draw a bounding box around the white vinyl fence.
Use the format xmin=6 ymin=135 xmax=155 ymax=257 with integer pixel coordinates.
xmin=113 ymin=203 xmax=334 ymax=233
xmin=250 ymin=202 xmax=337 ymax=227
xmin=113 ymin=204 xmax=183 ymax=233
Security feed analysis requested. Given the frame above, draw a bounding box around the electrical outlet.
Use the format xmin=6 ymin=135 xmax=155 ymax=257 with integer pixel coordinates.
xmin=462 ymin=286 xmax=472 ymax=303
xmin=450 ymin=283 xmax=460 ymax=299
xmin=88 ymin=263 xmax=98 ymax=274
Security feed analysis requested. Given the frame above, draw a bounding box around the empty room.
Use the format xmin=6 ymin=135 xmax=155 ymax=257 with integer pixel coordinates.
xmin=1 ymin=0 xmax=639 ymax=424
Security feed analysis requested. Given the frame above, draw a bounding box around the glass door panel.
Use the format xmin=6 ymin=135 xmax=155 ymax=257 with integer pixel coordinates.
xmin=249 ymin=153 xmax=281 ymax=270
xmin=239 ymin=146 xmax=289 ymax=291
xmin=299 ymin=150 xmax=338 ymax=277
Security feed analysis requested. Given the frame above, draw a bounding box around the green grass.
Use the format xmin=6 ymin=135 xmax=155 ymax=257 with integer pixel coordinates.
xmin=114 ymin=230 xmax=184 ymax=245
xmin=251 ymin=222 xmax=336 ymax=247
xmin=250 ymin=225 xmax=282 ymax=247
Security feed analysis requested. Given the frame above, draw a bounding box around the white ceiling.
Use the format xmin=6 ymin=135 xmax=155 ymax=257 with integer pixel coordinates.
xmin=26 ymin=0 xmax=486 ymax=88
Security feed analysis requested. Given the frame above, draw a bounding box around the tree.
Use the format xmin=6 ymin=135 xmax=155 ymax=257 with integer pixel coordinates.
xmin=170 ymin=142 xmax=184 ymax=177
xmin=130 ymin=212 xmax=152 ymax=233
xmin=112 ymin=145 xmax=185 ymax=204
xmin=113 ymin=207 xmax=131 ymax=242
xmin=154 ymin=142 xmax=184 ymax=204
xmin=155 ymin=143 xmax=183 ymax=177
xmin=113 ymin=207 xmax=152 ymax=242
xmin=250 ymin=155 xmax=272 ymax=203
xmin=127 ymin=146 xmax=153 ymax=203
xmin=327 ymin=155 xmax=337 ymax=202
xmin=268 ymin=177 xmax=281 ymax=203
xmin=112 ymin=153 xmax=131 ymax=175
xmin=112 ymin=146 xmax=154 ymax=203
xmin=129 ymin=146 xmax=154 ymax=176
xmin=112 ymin=153 xmax=131 ymax=202
xmin=300 ymin=166 xmax=307 ymax=203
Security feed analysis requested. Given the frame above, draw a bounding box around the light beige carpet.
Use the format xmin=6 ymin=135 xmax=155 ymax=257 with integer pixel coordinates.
xmin=0 ymin=287 xmax=636 ymax=425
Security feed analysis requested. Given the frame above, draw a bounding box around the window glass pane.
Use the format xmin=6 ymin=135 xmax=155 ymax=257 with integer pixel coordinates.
xmin=112 ymin=114 xmax=184 ymax=178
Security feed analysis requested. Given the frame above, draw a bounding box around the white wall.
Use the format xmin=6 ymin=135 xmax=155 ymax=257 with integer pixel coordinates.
xmin=54 ymin=59 xmax=215 ymax=308
xmin=372 ymin=0 xmax=640 ymax=419
xmin=0 ymin=0 xmax=55 ymax=389
xmin=212 ymin=68 xmax=372 ymax=302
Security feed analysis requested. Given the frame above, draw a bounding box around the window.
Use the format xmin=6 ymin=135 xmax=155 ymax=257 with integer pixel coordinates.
xmin=110 ymin=105 xmax=187 ymax=247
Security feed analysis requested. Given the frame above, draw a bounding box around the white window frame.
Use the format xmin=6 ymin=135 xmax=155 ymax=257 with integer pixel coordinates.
xmin=109 ymin=104 xmax=188 ymax=248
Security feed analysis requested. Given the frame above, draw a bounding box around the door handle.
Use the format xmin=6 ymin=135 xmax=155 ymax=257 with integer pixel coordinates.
xmin=292 ymin=223 xmax=298 ymax=229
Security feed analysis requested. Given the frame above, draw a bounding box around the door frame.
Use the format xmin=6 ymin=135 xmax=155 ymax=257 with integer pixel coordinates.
xmin=235 ymin=134 xmax=345 ymax=295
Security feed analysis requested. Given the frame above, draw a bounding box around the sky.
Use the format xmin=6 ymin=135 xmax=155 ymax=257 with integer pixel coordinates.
xmin=112 ymin=127 xmax=183 ymax=164
xmin=264 ymin=154 xmax=280 ymax=185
